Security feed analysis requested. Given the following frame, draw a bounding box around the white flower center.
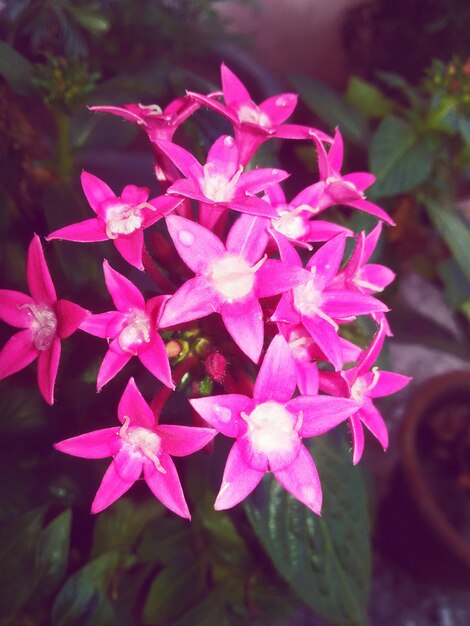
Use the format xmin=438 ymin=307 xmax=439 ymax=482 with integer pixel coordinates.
xmin=119 ymin=417 xmax=166 ymax=473
xmin=238 ymin=103 xmax=271 ymax=127
xmin=273 ymin=209 xmax=308 ymax=239
xmin=118 ymin=309 xmax=151 ymax=353
xmin=22 ymin=303 xmax=57 ymax=350
xmin=244 ymin=401 xmax=300 ymax=457
xmin=105 ymin=202 xmax=143 ymax=238
xmin=293 ymin=279 xmax=322 ymax=316
xmin=351 ymin=368 xmax=380 ymax=402
xmin=201 ymin=163 xmax=243 ymax=203
xmin=209 ymin=254 xmax=264 ymax=302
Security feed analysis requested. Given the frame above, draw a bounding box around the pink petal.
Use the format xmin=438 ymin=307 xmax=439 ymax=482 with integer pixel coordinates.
xmin=144 ymin=453 xmax=190 ymax=519
xmin=296 ymin=361 xmax=319 ymax=396
xmin=81 ymin=171 xmax=116 ymax=214
xmin=190 ymin=394 xmax=250 ymax=437
xmin=228 ymin=195 xmax=278 ymax=218
xmin=313 ymin=135 xmax=333 ymax=180
xmin=302 ymin=315 xmax=342 ymax=371
xmin=307 ymin=220 xmax=353 ymax=243
xmin=221 ymin=63 xmax=251 ymax=107
xmin=157 ymin=425 xmax=216 ymax=456
xmin=256 ymin=260 xmax=311 ymax=298
xmin=118 ymin=377 xmax=155 ymax=427
xmin=342 ymin=172 xmax=376 ymax=191
xmin=254 ymin=334 xmax=296 ymax=403
xmin=143 ymin=195 xmax=184 ymax=225
xmin=357 ymin=322 xmax=386 ymax=374
xmin=89 ymin=104 xmax=144 ymax=124
xmin=27 ymin=235 xmax=56 ymax=304
xmin=54 ymin=427 xmax=121 ymax=458
xmin=159 ymin=276 xmax=220 ymax=328
xmin=265 ymin=182 xmax=286 ymax=205
xmin=156 ymin=141 xmax=203 ymax=181
xmin=363 ymin=223 xmax=383 ymax=263
xmin=0 ymin=290 xmax=34 ymax=328
xmin=348 ymin=199 xmax=395 ymax=226
xmin=359 ymin=403 xmax=389 ymax=450
xmin=214 ymin=441 xmax=264 ymax=510
xmin=306 ymin=234 xmax=346 ymax=289
xmin=358 ymin=264 xmax=395 ymax=292
xmin=221 ymin=297 xmax=264 ymax=363
xmin=120 ymin=184 xmax=149 ymax=205
xmin=0 ymin=329 xmax=37 ymax=379
xmin=56 ymin=300 xmax=89 ymax=339
xmin=349 ymin=413 xmax=365 ymax=465
xmin=238 ymin=168 xmax=289 ymax=195
xmin=327 ymin=129 xmax=344 ymax=172
xmin=287 ymin=395 xmax=359 ymax=437
xmin=37 ymin=336 xmax=61 ymax=405
xmin=271 ymin=292 xmax=300 ymax=325
xmin=226 ymin=214 xmax=269 ymax=264
xmin=274 ymin=124 xmax=332 ymax=141
xmin=138 ymin=334 xmax=173 ymax=389
xmin=97 ymin=340 xmax=132 ymax=391
xmin=166 ymin=215 xmax=225 ymax=274
xmin=318 ymin=371 xmax=349 ymax=396
xmin=186 ymin=91 xmax=239 ymax=125
xmin=322 ymin=290 xmax=389 ymax=318
xmin=271 ymin=231 xmax=302 ymax=266
xmin=47 ymin=219 xmax=108 ymax=242
xmin=80 ymin=311 xmax=125 ymax=338
xmin=114 ymin=231 xmax=144 ymax=270
xmin=369 ymin=371 xmax=411 ymax=398
xmin=260 ymin=93 xmax=298 ymax=125
xmin=206 ymin=135 xmax=239 ymax=178
xmin=103 ymin=261 xmax=145 ymax=311
xmin=91 ymin=451 xmax=142 ymax=514
xmin=273 ymin=444 xmax=322 ymax=514
xmin=291 ymin=181 xmax=325 ymax=208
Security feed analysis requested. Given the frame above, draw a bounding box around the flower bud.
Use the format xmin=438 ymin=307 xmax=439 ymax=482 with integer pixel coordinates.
xmin=205 ymin=351 xmax=227 ymax=384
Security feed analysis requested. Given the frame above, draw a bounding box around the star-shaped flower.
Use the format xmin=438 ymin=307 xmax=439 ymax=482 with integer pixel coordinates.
xmin=190 ymin=334 xmax=359 ymax=513
xmin=54 ymin=377 xmax=216 ymax=516
xmin=47 ymin=171 xmax=182 ymax=270
xmin=0 ymin=235 xmax=88 ymax=404
xmin=80 ymin=261 xmax=172 ymax=391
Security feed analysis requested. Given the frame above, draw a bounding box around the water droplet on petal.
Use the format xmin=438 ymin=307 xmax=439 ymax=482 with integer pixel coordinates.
xmin=272 ymin=169 xmax=278 ymax=176
xmin=276 ymin=97 xmax=287 ymax=107
xmin=179 ymin=230 xmax=195 ymax=246
xmin=214 ymin=405 xmax=232 ymax=423
xmin=223 ymin=136 xmax=234 ymax=147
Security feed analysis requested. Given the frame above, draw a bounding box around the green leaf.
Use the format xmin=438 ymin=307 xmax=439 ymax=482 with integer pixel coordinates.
xmin=376 ymin=71 xmax=422 ymax=109
xmin=52 ymin=551 xmax=120 ymax=626
xmin=136 ymin=517 xmax=194 ymax=565
xmin=33 ymin=510 xmax=72 ymax=600
xmin=170 ymin=586 xmax=226 ymax=626
xmin=244 ymin=436 xmax=370 ymax=626
xmin=346 ymin=77 xmax=393 ymax=118
xmin=0 ymin=42 xmax=34 ymax=95
xmin=291 ymin=74 xmax=369 ymax=146
xmin=425 ymin=197 xmax=470 ymax=283
xmin=369 ymin=116 xmax=435 ymax=197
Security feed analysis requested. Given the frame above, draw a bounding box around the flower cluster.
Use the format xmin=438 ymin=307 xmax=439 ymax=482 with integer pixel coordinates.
xmin=0 ymin=64 xmax=410 ymax=518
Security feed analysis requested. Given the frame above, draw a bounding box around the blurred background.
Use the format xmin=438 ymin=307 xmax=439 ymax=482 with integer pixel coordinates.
xmin=0 ymin=1 xmax=469 ymax=625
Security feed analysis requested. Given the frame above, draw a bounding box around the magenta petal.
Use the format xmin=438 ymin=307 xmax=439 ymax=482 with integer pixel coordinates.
xmin=307 ymin=220 xmax=353 ymax=243
xmin=221 ymin=298 xmax=264 ymax=363
xmin=144 ymin=454 xmax=190 ymax=519
xmin=138 ymin=335 xmax=173 ymax=389
xmin=166 ymin=215 xmax=225 ymax=274
xmin=357 ymin=322 xmax=385 ymax=374
xmin=288 ymin=395 xmax=359 ymax=437
xmin=118 ymin=377 xmax=155 ymax=428
xmin=238 ymin=168 xmax=290 ymax=195
xmin=359 ymin=403 xmax=389 ymax=450
xmin=369 ymin=371 xmax=411 ymax=398
xmin=348 ymin=199 xmax=395 ymax=226
xmin=81 ymin=171 xmax=116 ymax=214
xmin=37 ymin=336 xmax=61 ymax=405
xmin=327 ymin=129 xmax=344 ymax=172
xmin=342 ymin=172 xmax=376 ymax=191
xmin=80 ymin=311 xmax=125 ymax=338
xmin=97 ymin=340 xmax=132 ymax=391
xmin=156 ymin=140 xmax=203 ymax=181
xmin=358 ymin=264 xmax=395 ymax=292
xmin=0 ymin=290 xmax=34 ymax=328
xmin=54 ymin=427 xmax=121 ymax=458
xmin=159 ymin=276 xmax=220 ymax=328
xmin=207 ymin=135 xmax=239 ymax=178
xmin=349 ymin=413 xmax=365 ymax=465
xmin=56 ymin=300 xmax=89 ymax=339
xmin=114 ymin=231 xmax=144 ymax=270
xmin=271 ymin=292 xmax=299 ymax=325
xmin=120 ymin=184 xmax=149 ymax=205
xmin=91 ymin=451 xmax=142 ymax=514
xmin=103 ymin=261 xmax=145 ymax=311
xmin=0 ymin=329 xmax=37 ymax=379
xmin=187 ymin=91 xmax=239 ymax=125
xmin=254 ymin=334 xmax=296 ymax=403
xmin=143 ymin=195 xmax=183 ymax=224
xmin=256 ymin=260 xmax=310 ymax=297
xmin=157 ymin=425 xmax=216 ymax=456
xmin=226 ymin=214 xmax=269 ymax=264
xmin=260 ymin=93 xmax=298 ymax=125
xmin=322 ymin=290 xmax=388 ymax=318
xmin=229 ymin=195 xmax=278 ymax=219
xmin=189 ymin=394 xmax=250 ymax=437
xmin=302 ymin=315 xmax=342 ymax=371
xmin=306 ymin=234 xmax=346 ymax=289
xmin=47 ymin=219 xmax=108 ymax=242
xmin=273 ymin=444 xmax=322 ymax=514
xmin=296 ymin=361 xmax=319 ymax=396
xmin=363 ymin=222 xmax=383 ymax=263
xmin=214 ymin=441 xmax=264 ymax=510
xmin=221 ymin=63 xmax=251 ymax=107
xmin=27 ymin=235 xmax=56 ymax=304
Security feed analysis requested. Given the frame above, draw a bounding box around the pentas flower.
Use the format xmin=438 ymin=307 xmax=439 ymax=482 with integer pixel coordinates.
xmin=159 ymin=214 xmax=312 ymax=364
xmin=190 ymin=334 xmax=360 ymax=513
xmin=157 ymin=134 xmax=287 ymax=229
xmin=0 ymin=235 xmax=88 ymax=404
xmin=47 ymin=172 xmax=182 ymax=270
xmin=319 ymin=323 xmax=411 ymax=464
xmin=80 ymin=261 xmax=172 ymax=391
xmin=54 ymin=377 xmax=216 ymax=516
xmin=272 ymin=234 xmax=388 ymax=370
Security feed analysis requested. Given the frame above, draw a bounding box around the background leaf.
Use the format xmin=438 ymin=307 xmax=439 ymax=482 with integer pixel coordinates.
xmin=0 ymin=42 xmax=34 ymax=95
xmin=33 ymin=509 xmax=72 ymax=601
xmin=346 ymin=76 xmax=393 ymax=119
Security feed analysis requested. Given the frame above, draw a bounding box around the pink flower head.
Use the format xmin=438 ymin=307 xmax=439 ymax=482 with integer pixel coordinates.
xmin=190 ymin=334 xmax=359 ymax=513
xmin=47 ymin=172 xmax=182 ymax=270
xmin=188 ymin=63 xmax=299 ymax=165
xmin=159 ymin=215 xmax=312 ymax=363
xmin=319 ymin=322 xmax=411 ymax=464
xmin=272 ymin=235 xmax=389 ymax=370
xmin=0 ymin=235 xmax=88 ymax=404
xmin=54 ymin=377 xmax=216 ymax=516
xmin=157 ymin=135 xmax=287 ymax=229
xmin=80 ymin=261 xmax=172 ymax=391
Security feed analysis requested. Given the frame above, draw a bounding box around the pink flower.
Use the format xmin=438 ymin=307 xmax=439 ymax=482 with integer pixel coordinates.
xmin=0 ymin=235 xmax=88 ymax=404
xmin=159 ymin=215 xmax=311 ymax=363
xmin=80 ymin=261 xmax=172 ymax=391
xmin=190 ymin=334 xmax=359 ymax=513
xmin=47 ymin=171 xmax=182 ymax=270
xmin=54 ymin=377 xmax=216 ymax=516
xmin=319 ymin=323 xmax=411 ymax=464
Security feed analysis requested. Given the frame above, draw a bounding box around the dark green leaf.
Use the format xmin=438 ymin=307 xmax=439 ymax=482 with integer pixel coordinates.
xmin=346 ymin=77 xmax=393 ymax=118
xmin=136 ymin=517 xmax=194 ymax=565
xmin=369 ymin=116 xmax=435 ymax=197
xmin=33 ymin=509 xmax=72 ymax=600
xmin=0 ymin=42 xmax=34 ymax=95
xmin=245 ymin=436 xmax=370 ymax=626
xmin=169 ymin=586 xmax=226 ymax=626
xmin=291 ymin=74 xmax=369 ymax=146
xmin=376 ymin=71 xmax=422 ymax=109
